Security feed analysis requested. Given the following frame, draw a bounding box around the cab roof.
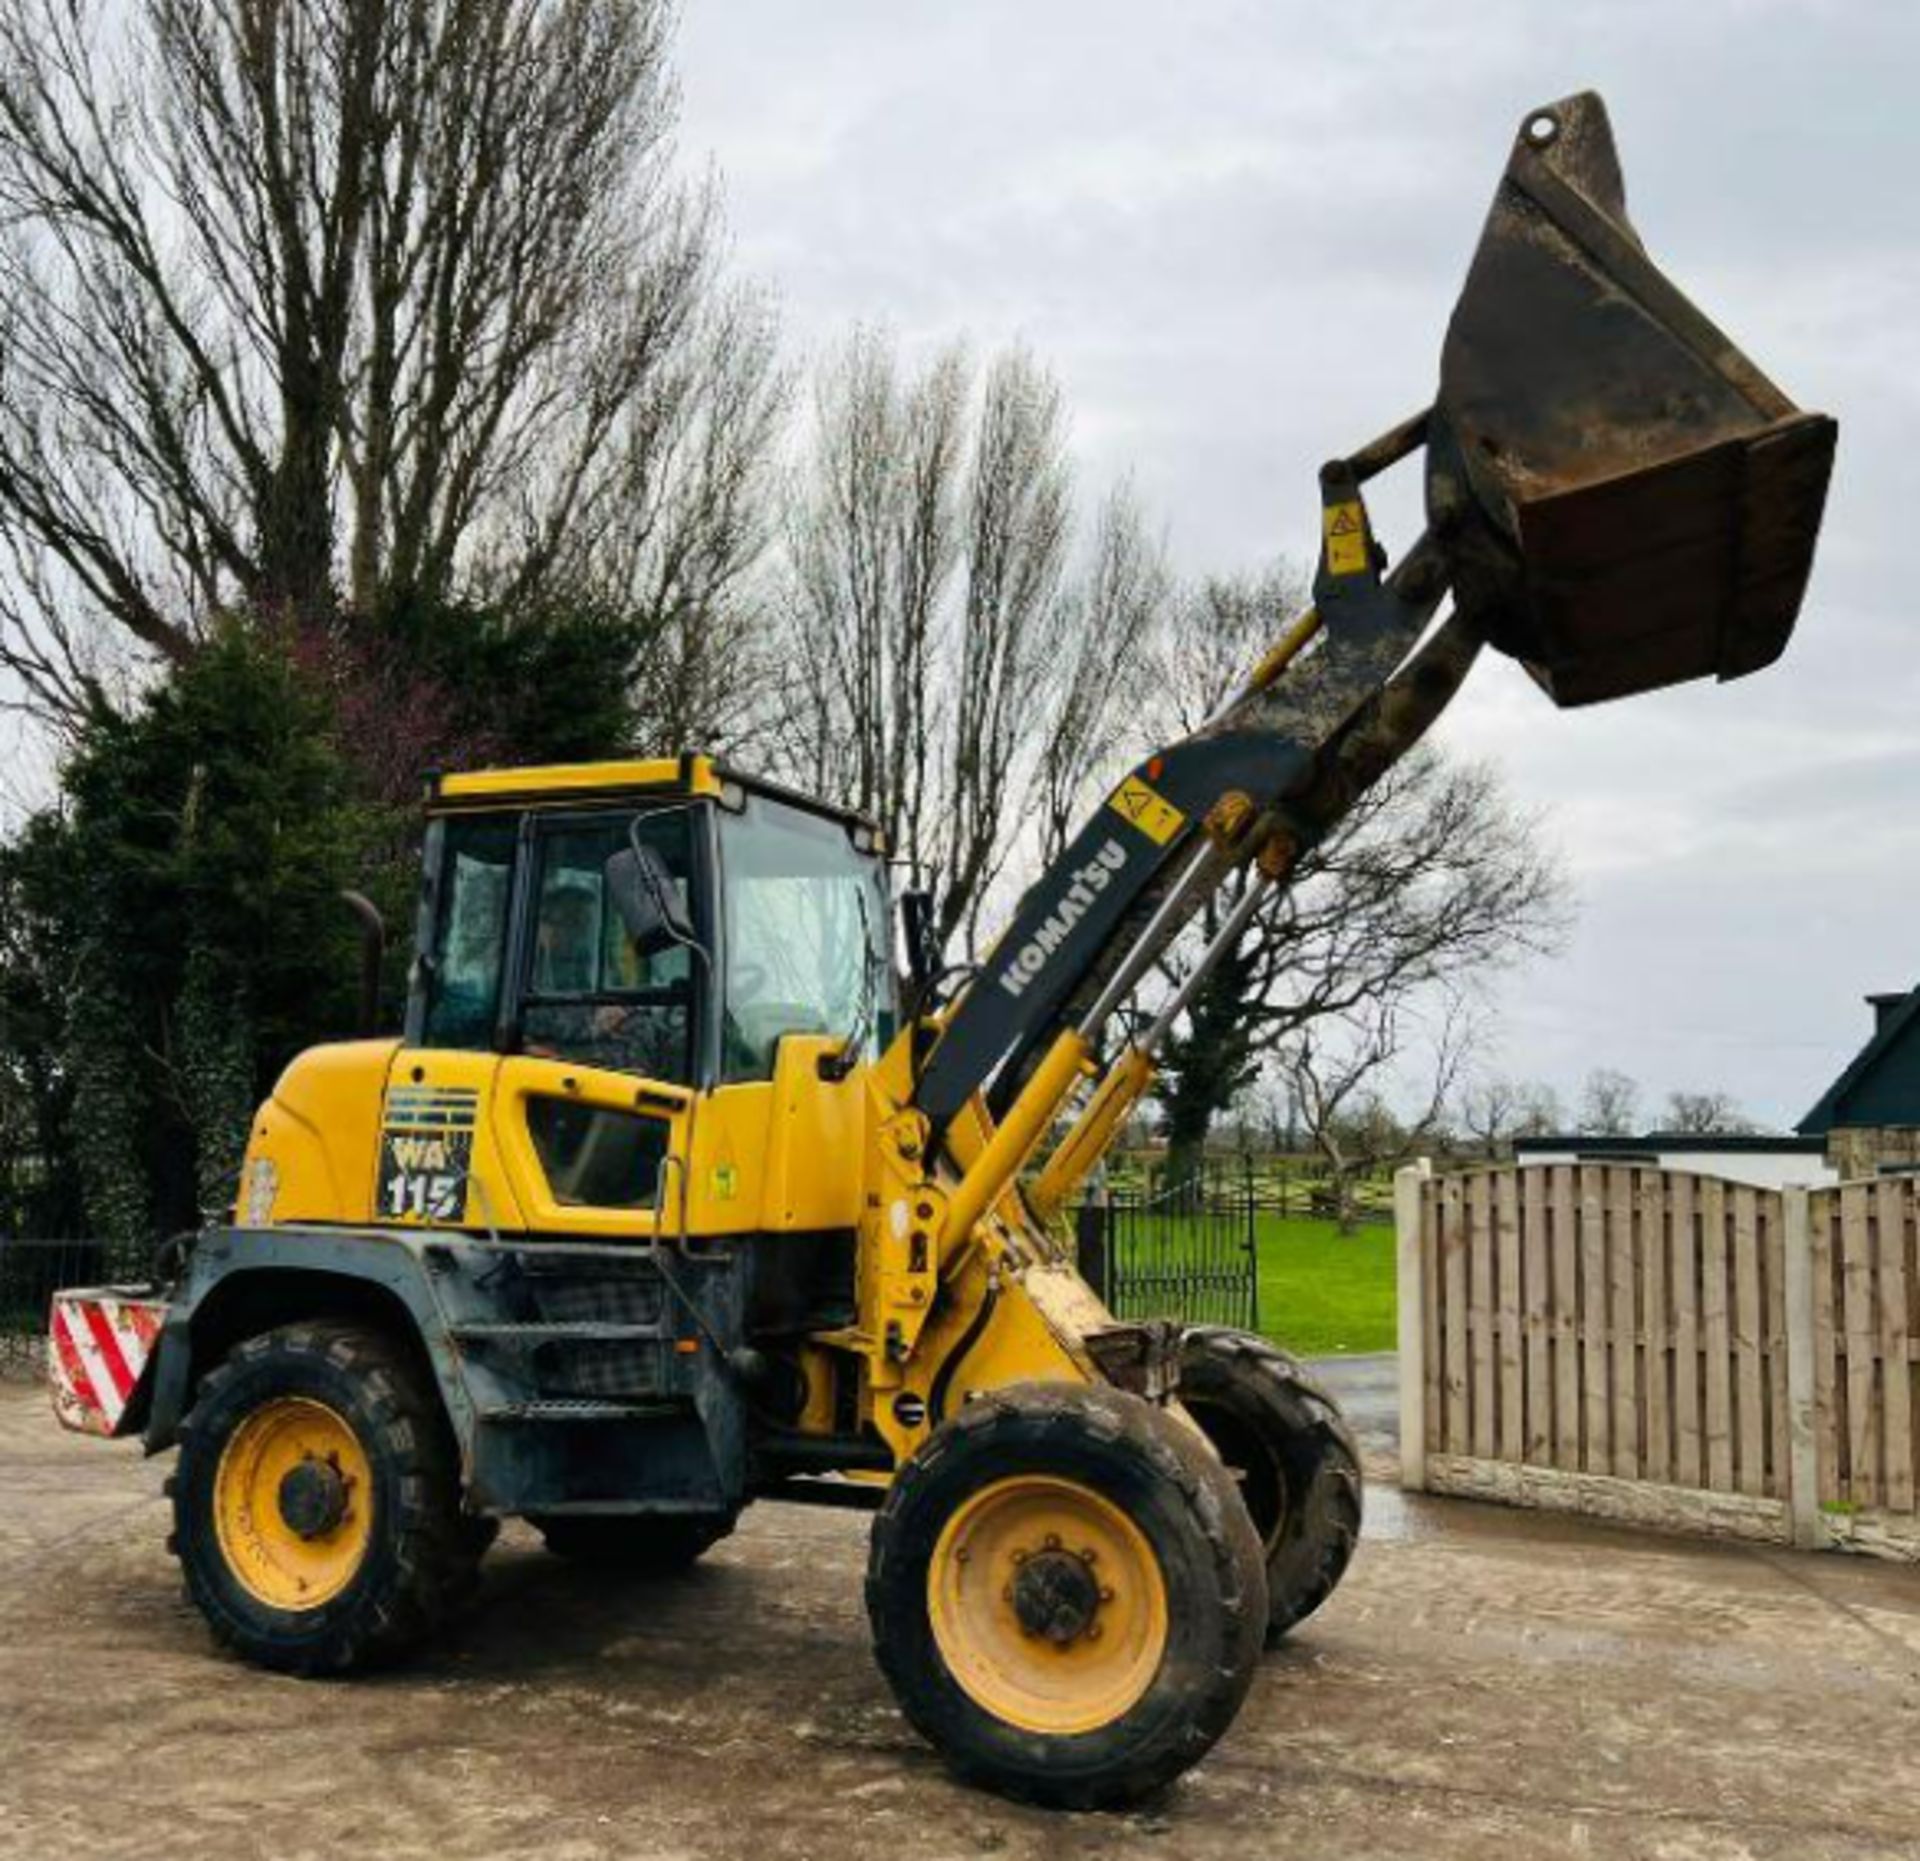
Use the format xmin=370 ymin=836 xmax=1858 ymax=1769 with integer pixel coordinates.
xmin=429 ymin=753 xmax=883 ymax=844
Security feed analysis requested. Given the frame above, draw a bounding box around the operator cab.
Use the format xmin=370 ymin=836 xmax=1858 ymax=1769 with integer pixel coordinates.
xmin=410 ymin=756 xmax=895 ymax=1088
xmin=323 ymin=756 xmax=900 ymax=1236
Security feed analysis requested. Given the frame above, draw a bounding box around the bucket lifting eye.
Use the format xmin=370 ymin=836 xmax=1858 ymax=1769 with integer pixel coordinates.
xmin=1524 ymin=111 xmax=1559 ymax=148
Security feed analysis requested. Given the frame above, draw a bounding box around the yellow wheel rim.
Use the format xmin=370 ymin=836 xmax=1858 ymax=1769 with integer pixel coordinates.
xmin=927 ymin=1475 xmax=1170 ymax=1736
xmin=213 ymin=1396 xmax=374 ymax=1610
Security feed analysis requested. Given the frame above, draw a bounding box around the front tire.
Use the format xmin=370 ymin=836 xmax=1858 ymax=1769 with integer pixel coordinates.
xmin=1178 ymin=1328 xmax=1362 ymax=1644
xmin=866 ymin=1381 xmax=1267 ymax=1809
xmin=169 ymin=1322 xmax=478 ymax=1674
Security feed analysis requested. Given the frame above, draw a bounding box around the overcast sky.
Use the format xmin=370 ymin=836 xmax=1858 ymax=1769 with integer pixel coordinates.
xmin=675 ymin=0 xmax=1920 ymax=1129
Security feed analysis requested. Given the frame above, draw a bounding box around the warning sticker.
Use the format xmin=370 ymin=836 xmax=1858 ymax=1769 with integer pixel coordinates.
xmin=1109 ymin=774 xmax=1185 ymax=846
xmin=1323 ymin=500 xmax=1370 ymax=576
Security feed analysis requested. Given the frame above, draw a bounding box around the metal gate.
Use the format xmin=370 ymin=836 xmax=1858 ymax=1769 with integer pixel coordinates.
xmin=1075 ymin=1165 xmax=1259 ymax=1332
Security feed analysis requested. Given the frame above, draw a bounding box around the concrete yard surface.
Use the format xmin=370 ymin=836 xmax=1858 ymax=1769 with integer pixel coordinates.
xmin=2 ymin=1379 xmax=1918 ymax=1861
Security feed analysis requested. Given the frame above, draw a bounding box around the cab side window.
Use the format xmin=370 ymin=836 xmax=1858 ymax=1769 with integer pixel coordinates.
xmin=422 ymin=818 xmax=516 ymax=1050
xmin=525 ymin=1097 xmax=670 ymax=1209
xmin=521 ymin=812 xmax=697 ymax=1082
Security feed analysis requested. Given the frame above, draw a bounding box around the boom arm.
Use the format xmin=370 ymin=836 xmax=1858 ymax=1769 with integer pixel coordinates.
xmin=914 ymin=432 xmax=1456 ymax=1132
xmin=906 ymin=89 xmax=1835 ymax=1248
xmin=915 ymin=440 xmax=1471 ymax=1242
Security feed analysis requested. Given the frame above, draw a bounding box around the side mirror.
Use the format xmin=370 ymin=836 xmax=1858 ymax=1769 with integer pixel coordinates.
xmin=605 ymin=844 xmax=695 ymax=958
xmin=901 ymin=886 xmax=939 ymax=995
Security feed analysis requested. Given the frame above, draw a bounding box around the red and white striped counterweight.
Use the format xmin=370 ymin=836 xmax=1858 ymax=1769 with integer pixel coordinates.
xmin=48 ymin=1290 xmax=166 ymax=1438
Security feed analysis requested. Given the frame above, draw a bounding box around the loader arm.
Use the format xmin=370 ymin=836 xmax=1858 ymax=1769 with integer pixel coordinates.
xmin=913 ymin=450 xmax=1452 ymax=1132
xmin=913 ymin=470 xmax=1470 ymax=1243
xmin=902 ymin=88 xmax=1836 ymax=1248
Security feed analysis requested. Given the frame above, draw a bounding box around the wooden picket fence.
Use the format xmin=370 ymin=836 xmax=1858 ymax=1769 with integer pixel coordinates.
xmin=1395 ymin=1163 xmax=1920 ymax=1559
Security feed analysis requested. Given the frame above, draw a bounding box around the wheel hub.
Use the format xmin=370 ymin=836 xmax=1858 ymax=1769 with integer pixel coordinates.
xmin=212 ymin=1395 xmax=374 ymax=1609
xmin=927 ymin=1475 xmax=1168 ymax=1737
xmin=1011 ymin=1547 xmax=1103 ymax=1645
xmin=277 ymin=1457 xmax=350 ymax=1540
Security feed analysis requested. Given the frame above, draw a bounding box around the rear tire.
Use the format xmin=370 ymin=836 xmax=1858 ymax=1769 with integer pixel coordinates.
xmin=169 ymin=1322 xmax=478 ymax=1675
xmin=866 ymin=1381 xmax=1267 ymax=1809
xmin=1178 ymin=1328 xmax=1362 ymax=1644
xmin=533 ymin=1513 xmax=734 ymax=1569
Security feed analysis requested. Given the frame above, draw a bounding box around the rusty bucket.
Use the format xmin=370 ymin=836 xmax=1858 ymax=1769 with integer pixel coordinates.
xmin=1427 ymin=92 xmax=1837 ymax=707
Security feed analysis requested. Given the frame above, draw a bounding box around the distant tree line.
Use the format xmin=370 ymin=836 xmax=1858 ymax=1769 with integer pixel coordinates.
xmin=1133 ymin=1061 xmax=1762 ymax=1235
xmin=1454 ymin=1069 xmax=1757 ymax=1154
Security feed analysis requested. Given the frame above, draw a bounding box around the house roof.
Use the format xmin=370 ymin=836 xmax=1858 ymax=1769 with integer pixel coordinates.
xmin=1799 ymin=984 xmax=1920 ymax=1135
xmin=1514 ymin=1134 xmax=1825 ymax=1157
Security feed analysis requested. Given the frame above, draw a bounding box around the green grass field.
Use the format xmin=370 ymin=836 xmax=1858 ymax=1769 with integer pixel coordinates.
xmin=1254 ymin=1215 xmax=1396 ymax=1357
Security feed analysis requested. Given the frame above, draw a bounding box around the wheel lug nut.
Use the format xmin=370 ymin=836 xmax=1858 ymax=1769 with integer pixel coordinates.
xmin=1043 ymin=1533 xmax=1061 ymax=1550
xmin=1099 ymin=1586 xmax=1115 ymax=1603
xmin=1080 ymin=1547 xmax=1098 ymax=1564
xmin=1010 ymin=1548 xmax=1028 ymax=1565
xmin=1085 ymin=1623 xmax=1103 ymax=1641
xmin=1002 ymin=1584 xmax=1014 ymax=1603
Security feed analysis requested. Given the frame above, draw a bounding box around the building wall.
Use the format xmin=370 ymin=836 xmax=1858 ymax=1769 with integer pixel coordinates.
xmin=1826 ymin=1126 xmax=1920 ymax=1179
xmin=1514 ymin=1144 xmax=1837 ymax=1189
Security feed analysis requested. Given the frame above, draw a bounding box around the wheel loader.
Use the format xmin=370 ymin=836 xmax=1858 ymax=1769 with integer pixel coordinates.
xmin=48 ymin=93 xmax=1834 ymax=1807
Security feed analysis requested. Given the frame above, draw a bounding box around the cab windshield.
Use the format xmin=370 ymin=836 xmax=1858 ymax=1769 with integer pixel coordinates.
xmin=718 ymin=795 xmax=893 ymax=1082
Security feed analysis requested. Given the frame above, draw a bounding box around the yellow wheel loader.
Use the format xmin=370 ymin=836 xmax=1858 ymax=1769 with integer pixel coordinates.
xmin=50 ymin=94 xmax=1835 ymax=1807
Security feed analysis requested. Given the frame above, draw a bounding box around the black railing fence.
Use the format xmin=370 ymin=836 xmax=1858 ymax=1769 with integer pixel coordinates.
xmin=1103 ymin=1154 xmax=1396 ymax=1226
xmin=0 ymin=1235 xmax=148 ymax=1375
xmin=1075 ymin=1161 xmax=1260 ymax=1333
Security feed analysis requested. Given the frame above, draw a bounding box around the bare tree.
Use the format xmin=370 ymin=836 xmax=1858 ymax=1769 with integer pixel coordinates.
xmin=780 ymin=329 xmax=966 ymax=882
xmin=1151 ymin=561 xmax=1309 ymax=735
xmin=933 ymin=346 xmax=1072 ymax=944
xmin=0 ymin=0 xmax=777 ymax=728
xmin=1578 ymin=1067 xmax=1641 ymax=1137
xmin=1663 ymin=1089 xmax=1755 ymax=1136
xmin=1457 ymin=1076 xmax=1523 ymax=1160
xmin=1457 ymin=1074 xmax=1567 ymax=1158
xmin=1031 ymin=481 xmax=1168 ymax=867
xmin=1514 ymin=1081 xmax=1565 ymax=1138
xmin=777 ymin=329 xmax=1163 ymax=950
xmin=1281 ymin=997 xmax=1470 ymax=1232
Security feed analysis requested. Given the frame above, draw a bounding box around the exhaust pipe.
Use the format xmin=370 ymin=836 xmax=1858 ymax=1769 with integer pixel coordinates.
xmin=340 ymin=890 xmax=386 ymax=1036
xmin=1428 ymin=91 xmax=1837 ymax=706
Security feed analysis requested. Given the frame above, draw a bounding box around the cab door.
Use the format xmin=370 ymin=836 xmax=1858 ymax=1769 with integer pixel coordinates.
xmin=379 ymin=806 xmax=520 ymax=1232
xmin=383 ymin=797 xmax=709 ymax=1237
xmin=490 ymin=804 xmax=706 ymax=1237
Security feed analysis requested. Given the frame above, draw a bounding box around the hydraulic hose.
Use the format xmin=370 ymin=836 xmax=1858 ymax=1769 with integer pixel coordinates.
xmin=928 ymin=1270 xmax=1001 ymax=1425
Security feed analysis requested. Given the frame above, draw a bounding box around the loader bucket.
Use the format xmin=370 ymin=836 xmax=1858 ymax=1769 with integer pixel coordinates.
xmin=1427 ymin=91 xmax=1837 ymax=707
